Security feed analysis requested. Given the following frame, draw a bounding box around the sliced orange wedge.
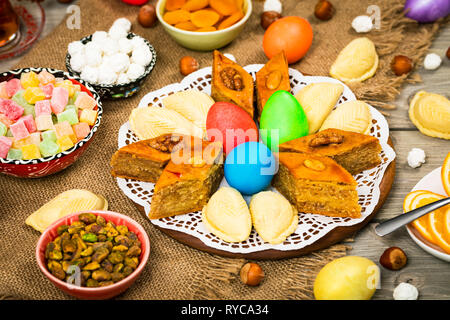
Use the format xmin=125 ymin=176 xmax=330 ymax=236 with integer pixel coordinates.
xmin=442 ymin=152 xmax=450 ymax=196
xmin=428 ymin=206 xmax=450 ymax=254
xmin=404 ymin=191 xmax=445 ymax=245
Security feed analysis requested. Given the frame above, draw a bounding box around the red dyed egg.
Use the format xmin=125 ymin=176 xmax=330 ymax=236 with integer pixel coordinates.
xmin=206 ymin=102 xmax=259 ymax=155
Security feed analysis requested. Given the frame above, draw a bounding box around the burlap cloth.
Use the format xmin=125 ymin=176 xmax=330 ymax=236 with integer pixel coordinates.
xmin=0 ymin=0 xmax=443 ymax=300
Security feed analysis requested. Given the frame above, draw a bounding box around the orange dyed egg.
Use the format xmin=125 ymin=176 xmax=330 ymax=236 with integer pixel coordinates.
xmin=263 ymin=16 xmax=313 ymax=64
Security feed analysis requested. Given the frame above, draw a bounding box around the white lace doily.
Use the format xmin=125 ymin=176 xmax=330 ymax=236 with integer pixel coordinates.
xmin=116 ymin=65 xmax=396 ymax=254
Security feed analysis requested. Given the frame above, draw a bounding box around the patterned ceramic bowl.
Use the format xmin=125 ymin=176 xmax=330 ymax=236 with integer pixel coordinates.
xmin=65 ymin=33 xmax=157 ymax=99
xmin=36 ymin=210 xmax=151 ymax=300
xmin=0 ymin=67 xmax=103 ymax=178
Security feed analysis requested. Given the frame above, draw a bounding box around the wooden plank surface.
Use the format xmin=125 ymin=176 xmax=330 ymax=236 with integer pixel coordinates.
xmin=0 ymin=2 xmax=449 ymax=300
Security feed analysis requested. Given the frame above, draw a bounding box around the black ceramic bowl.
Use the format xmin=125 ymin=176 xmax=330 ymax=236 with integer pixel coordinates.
xmin=65 ymin=33 xmax=156 ymax=100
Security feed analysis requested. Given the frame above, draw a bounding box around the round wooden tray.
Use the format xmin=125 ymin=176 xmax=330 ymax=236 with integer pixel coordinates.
xmin=135 ymin=138 xmax=396 ymax=260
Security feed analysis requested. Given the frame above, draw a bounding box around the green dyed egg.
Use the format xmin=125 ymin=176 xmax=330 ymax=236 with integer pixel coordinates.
xmin=259 ymin=90 xmax=309 ymax=151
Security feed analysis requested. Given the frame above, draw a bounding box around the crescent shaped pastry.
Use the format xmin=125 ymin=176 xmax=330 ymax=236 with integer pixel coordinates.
xmin=250 ymin=191 xmax=298 ymax=245
xmin=25 ymin=189 xmax=108 ymax=232
xmin=130 ymin=106 xmax=203 ymax=140
xmin=162 ymin=90 xmax=215 ymax=133
xmin=409 ymin=91 xmax=450 ymax=140
xmin=202 ymin=187 xmax=252 ymax=243
xmin=295 ymin=82 xmax=344 ymax=134
xmin=319 ymin=100 xmax=372 ymax=135
xmin=330 ymin=37 xmax=378 ymax=83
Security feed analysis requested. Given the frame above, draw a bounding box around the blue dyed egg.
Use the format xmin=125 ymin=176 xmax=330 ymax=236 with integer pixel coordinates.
xmin=224 ymin=142 xmax=276 ymax=195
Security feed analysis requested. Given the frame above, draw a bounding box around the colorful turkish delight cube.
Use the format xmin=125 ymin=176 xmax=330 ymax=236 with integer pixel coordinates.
xmin=0 ymin=82 xmax=8 ymax=99
xmin=55 ymin=80 xmax=75 ymax=97
xmin=54 ymin=121 xmax=77 ymax=143
xmin=79 ymin=109 xmax=97 ymax=126
xmin=41 ymin=129 xmax=57 ymax=142
xmin=0 ymin=136 xmax=12 ymax=158
xmin=23 ymin=87 xmax=46 ymax=104
xmin=57 ymin=108 xmax=79 ymax=125
xmin=21 ymin=144 xmax=41 ymax=159
xmin=9 ymin=120 xmax=29 ymax=140
xmin=72 ymin=122 xmax=90 ymax=141
xmin=20 ymin=114 xmax=37 ymax=133
xmin=34 ymin=99 xmax=52 ymax=117
xmin=40 ymin=83 xmax=54 ymax=99
xmin=5 ymin=78 xmax=23 ymax=97
xmin=20 ymin=71 xmax=40 ymax=89
xmin=7 ymin=148 xmax=22 ymax=160
xmin=37 ymin=70 xmax=56 ymax=85
xmin=50 ymin=87 xmax=69 ymax=114
xmin=0 ymin=122 xmax=7 ymax=136
xmin=35 ymin=114 xmax=54 ymax=131
xmin=75 ymin=92 xmax=97 ymax=110
xmin=0 ymin=99 xmax=24 ymax=121
xmin=39 ymin=139 xmax=60 ymax=157
xmin=56 ymin=135 xmax=74 ymax=151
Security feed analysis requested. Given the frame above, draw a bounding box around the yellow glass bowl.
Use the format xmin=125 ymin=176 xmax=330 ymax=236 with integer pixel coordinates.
xmin=156 ymin=0 xmax=252 ymax=51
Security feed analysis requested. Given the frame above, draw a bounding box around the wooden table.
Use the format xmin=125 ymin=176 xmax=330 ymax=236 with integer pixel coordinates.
xmin=0 ymin=1 xmax=449 ymax=300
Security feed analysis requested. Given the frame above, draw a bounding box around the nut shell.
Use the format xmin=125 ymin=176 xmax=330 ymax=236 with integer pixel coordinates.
xmin=379 ymin=247 xmax=407 ymax=270
xmin=179 ymin=56 xmax=200 ymax=76
xmin=240 ymin=262 xmax=264 ymax=286
xmin=391 ymin=55 xmax=412 ymax=76
xmin=260 ymin=11 xmax=282 ymax=30
xmin=314 ymin=0 xmax=335 ymax=21
xmin=138 ymin=4 xmax=157 ymax=28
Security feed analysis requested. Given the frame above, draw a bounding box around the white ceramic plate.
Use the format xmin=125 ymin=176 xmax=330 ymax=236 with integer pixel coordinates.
xmin=406 ymin=166 xmax=450 ymax=262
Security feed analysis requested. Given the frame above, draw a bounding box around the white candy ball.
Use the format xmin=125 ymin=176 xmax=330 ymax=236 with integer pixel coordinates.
xmin=109 ymin=25 xmax=128 ymax=40
xmin=68 ymin=41 xmax=85 ymax=56
xmin=101 ymin=38 xmax=119 ymax=56
xmin=393 ymin=283 xmax=419 ymax=300
xmin=81 ymin=66 xmax=99 ymax=84
xmin=110 ymin=53 xmax=131 ymax=74
xmin=118 ymin=38 xmax=133 ymax=55
xmin=97 ymin=65 xmax=118 ymax=85
xmin=423 ymin=53 xmax=442 ymax=70
xmin=112 ymin=18 xmax=132 ymax=33
xmin=91 ymin=31 xmax=108 ymax=43
xmin=85 ymin=49 xmax=102 ymax=67
xmin=116 ymin=73 xmax=130 ymax=85
xmin=130 ymin=36 xmax=146 ymax=50
xmin=84 ymin=41 xmax=102 ymax=54
xmin=70 ymin=53 xmax=86 ymax=73
xmin=127 ymin=63 xmax=145 ymax=80
xmin=352 ymin=15 xmax=373 ymax=33
xmin=131 ymin=46 xmax=152 ymax=66
xmin=264 ymin=0 xmax=282 ymax=14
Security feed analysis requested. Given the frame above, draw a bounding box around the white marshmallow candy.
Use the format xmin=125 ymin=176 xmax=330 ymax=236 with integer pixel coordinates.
xmin=407 ymin=148 xmax=426 ymax=168
xmin=109 ymin=53 xmax=131 ymax=74
xmin=80 ymin=66 xmax=99 ymax=84
xmin=85 ymin=48 xmax=102 ymax=67
xmin=112 ymin=18 xmax=132 ymax=33
xmin=84 ymin=41 xmax=102 ymax=54
xmin=101 ymin=38 xmax=119 ymax=56
xmin=423 ymin=53 xmax=442 ymax=70
xmin=109 ymin=25 xmax=128 ymax=41
xmin=127 ymin=63 xmax=145 ymax=80
xmin=393 ymin=283 xmax=419 ymax=300
xmin=131 ymin=46 xmax=152 ymax=67
xmin=352 ymin=15 xmax=373 ymax=33
xmin=70 ymin=53 xmax=87 ymax=73
xmin=68 ymin=41 xmax=85 ymax=56
xmin=264 ymin=0 xmax=282 ymax=14
xmin=91 ymin=31 xmax=108 ymax=43
xmin=116 ymin=73 xmax=130 ymax=85
xmin=130 ymin=36 xmax=146 ymax=50
xmin=118 ymin=38 xmax=133 ymax=55
xmin=97 ymin=65 xmax=118 ymax=85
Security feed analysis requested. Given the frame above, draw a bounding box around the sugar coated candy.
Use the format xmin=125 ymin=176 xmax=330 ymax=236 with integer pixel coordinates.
xmin=112 ymin=18 xmax=132 ymax=32
xmin=56 ymin=135 xmax=74 ymax=151
xmin=7 ymin=148 xmax=22 ymax=160
xmin=57 ymin=108 xmax=79 ymax=125
xmin=42 ymin=129 xmax=57 ymax=142
xmin=0 ymin=82 xmax=8 ymax=99
xmin=20 ymin=114 xmax=37 ymax=133
xmin=0 ymin=136 xmax=12 ymax=158
xmin=35 ymin=114 xmax=54 ymax=131
xmin=39 ymin=139 xmax=60 ymax=157
xmin=70 ymin=53 xmax=86 ymax=73
xmin=13 ymin=132 xmax=41 ymax=149
xmin=5 ymin=79 xmax=23 ymax=98
xmin=55 ymin=80 xmax=75 ymax=97
xmin=23 ymin=87 xmax=46 ymax=104
xmin=0 ymin=122 xmax=6 ymax=136
xmin=37 ymin=70 xmax=55 ymax=85
xmin=12 ymin=91 xmax=35 ymax=117
xmin=0 ymin=99 xmax=24 ymax=120
xmin=92 ymin=31 xmax=108 ymax=43
xmin=68 ymin=41 xmax=85 ymax=56
xmin=10 ymin=120 xmax=29 ymax=140
xmin=34 ymin=100 xmax=52 ymax=117
xmin=127 ymin=63 xmax=145 ymax=81
xmin=40 ymin=83 xmax=54 ymax=99
xmin=118 ymin=38 xmax=133 ymax=55
xmin=21 ymin=144 xmax=41 ymax=160
xmin=75 ymin=92 xmax=96 ymax=110
xmin=54 ymin=121 xmax=77 ymax=143
xmin=97 ymin=65 xmax=117 ymax=85
xmin=85 ymin=49 xmax=102 ymax=67
xmin=108 ymin=24 xmax=128 ymax=40
xmin=0 ymin=114 xmax=14 ymax=127
xmin=131 ymin=46 xmax=152 ymax=66
xmin=51 ymin=87 xmax=69 ymax=114
xmin=110 ymin=53 xmax=130 ymax=74
xmin=72 ymin=122 xmax=90 ymax=141
xmin=80 ymin=66 xmax=99 ymax=84
xmin=20 ymin=71 xmax=40 ymax=89
xmin=79 ymin=109 xmax=98 ymax=126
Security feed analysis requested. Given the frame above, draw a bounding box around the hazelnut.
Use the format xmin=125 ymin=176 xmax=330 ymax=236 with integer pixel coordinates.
xmin=179 ymin=56 xmax=199 ymax=76
xmin=240 ymin=262 xmax=264 ymax=286
xmin=260 ymin=11 xmax=282 ymax=30
xmin=379 ymin=247 xmax=407 ymax=271
xmin=446 ymin=46 xmax=450 ymax=60
xmin=314 ymin=0 xmax=335 ymax=21
xmin=138 ymin=4 xmax=157 ymax=28
xmin=391 ymin=55 xmax=413 ymax=76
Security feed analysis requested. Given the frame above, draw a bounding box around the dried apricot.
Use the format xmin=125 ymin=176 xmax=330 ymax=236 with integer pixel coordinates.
xmin=182 ymin=0 xmax=209 ymax=11
xmin=209 ymin=0 xmax=238 ymax=16
xmin=165 ymin=0 xmax=186 ymax=11
xmin=175 ymin=21 xmax=197 ymax=31
xmin=218 ymin=10 xmax=243 ymax=29
xmin=191 ymin=9 xmax=220 ymax=27
xmin=197 ymin=26 xmax=217 ymax=32
xmin=163 ymin=9 xmax=191 ymax=25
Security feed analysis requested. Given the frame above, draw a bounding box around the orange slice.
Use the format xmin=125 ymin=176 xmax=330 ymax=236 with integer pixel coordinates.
xmin=404 ymin=191 xmax=445 ymax=245
xmin=428 ymin=205 xmax=450 ymax=253
xmin=442 ymin=152 xmax=450 ymax=196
